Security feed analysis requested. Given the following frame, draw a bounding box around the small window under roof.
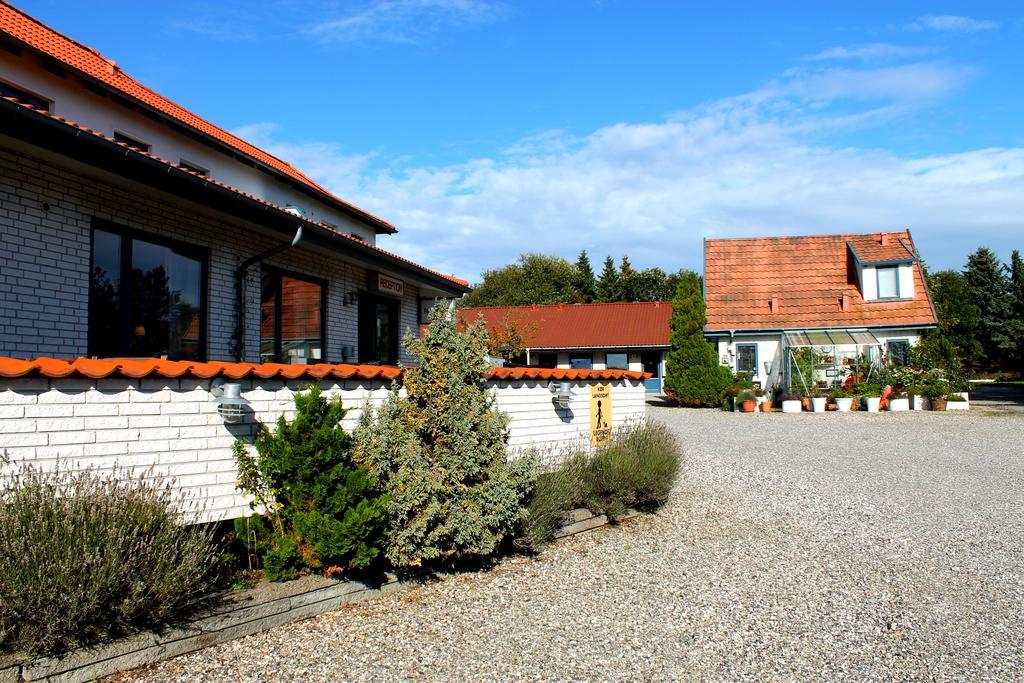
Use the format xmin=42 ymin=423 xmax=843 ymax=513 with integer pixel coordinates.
xmin=113 ymin=131 xmax=150 ymax=153
xmin=0 ymin=79 xmax=49 ymax=111
xmin=178 ymin=159 xmax=208 ymax=176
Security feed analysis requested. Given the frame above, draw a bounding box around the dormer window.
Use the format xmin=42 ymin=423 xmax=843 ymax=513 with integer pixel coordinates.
xmin=113 ymin=131 xmax=150 ymax=152
xmin=876 ymin=266 xmax=900 ymax=299
xmin=0 ymin=79 xmax=50 ymax=111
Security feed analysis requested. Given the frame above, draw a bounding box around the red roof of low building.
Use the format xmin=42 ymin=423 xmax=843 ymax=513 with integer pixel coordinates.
xmin=0 ymin=1 xmax=395 ymax=233
xmin=0 ymin=357 xmax=647 ymax=382
xmin=459 ymin=302 xmax=672 ymax=350
xmin=704 ymin=230 xmax=938 ymax=332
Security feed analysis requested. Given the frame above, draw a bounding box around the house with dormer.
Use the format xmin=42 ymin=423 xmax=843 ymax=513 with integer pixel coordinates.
xmin=703 ymin=231 xmax=938 ymax=392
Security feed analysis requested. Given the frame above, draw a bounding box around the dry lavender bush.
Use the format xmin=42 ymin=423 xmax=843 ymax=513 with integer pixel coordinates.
xmin=0 ymin=453 xmax=219 ymax=656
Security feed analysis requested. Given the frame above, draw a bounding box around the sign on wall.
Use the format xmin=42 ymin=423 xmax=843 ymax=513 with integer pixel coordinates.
xmin=376 ymin=273 xmax=404 ymax=298
xmin=590 ymin=383 xmax=613 ymax=447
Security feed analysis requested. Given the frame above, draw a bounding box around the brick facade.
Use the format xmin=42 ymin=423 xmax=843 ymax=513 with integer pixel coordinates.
xmin=0 ymin=144 xmax=421 ymax=364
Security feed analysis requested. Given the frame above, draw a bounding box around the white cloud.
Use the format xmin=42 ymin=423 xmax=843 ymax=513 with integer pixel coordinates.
xmin=807 ymin=43 xmax=936 ymax=62
xmin=237 ymin=63 xmax=1024 ymax=280
xmin=906 ymin=15 xmax=1000 ymax=32
xmin=307 ymin=0 xmax=508 ymax=44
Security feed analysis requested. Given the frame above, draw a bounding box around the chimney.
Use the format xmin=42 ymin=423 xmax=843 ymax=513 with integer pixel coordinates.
xmin=769 ymin=295 xmax=780 ymax=314
xmin=841 ymin=293 xmax=850 ymax=312
xmin=879 ymin=233 xmax=888 ymax=246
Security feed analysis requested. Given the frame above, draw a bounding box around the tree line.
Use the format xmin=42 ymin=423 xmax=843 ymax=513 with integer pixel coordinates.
xmin=460 ymin=251 xmax=692 ymax=308
xmin=922 ymin=246 xmax=1024 ymax=376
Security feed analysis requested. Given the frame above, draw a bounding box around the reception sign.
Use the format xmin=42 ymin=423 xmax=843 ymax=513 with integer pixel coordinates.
xmin=590 ymin=383 xmax=612 ymax=447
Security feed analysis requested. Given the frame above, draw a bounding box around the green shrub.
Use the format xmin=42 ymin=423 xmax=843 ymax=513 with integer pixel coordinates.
xmin=355 ymin=302 xmax=536 ymax=568
xmin=0 ymin=457 xmax=218 ymax=655
xmin=664 ymin=272 xmax=734 ymax=406
xmin=233 ymin=385 xmax=387 ymax=580
xmin=516 ymin=422 xmax=682 ymax=550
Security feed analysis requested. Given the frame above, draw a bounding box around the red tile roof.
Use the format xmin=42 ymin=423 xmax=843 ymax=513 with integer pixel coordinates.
xmin=459 ymin=302 xmax=672 ymax=349
xmin=0 ymin=1 xmax=395 ymax=234
xmin=0 ymin=97 xmax=469 ymax=289
xmin=0 ymin=357 xmax=646 ymax=382
xmin=704 ymin=230 xmax=938 ymax=332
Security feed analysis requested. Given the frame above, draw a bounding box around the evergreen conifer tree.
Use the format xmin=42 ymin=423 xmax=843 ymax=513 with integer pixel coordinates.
xmin=596 ymin=256 xmax=620 ymax=302
xmin=573 ymin=250 xmax=597 ymax=302
xmin=964 ymin=247 xmax=1013 ymax=367
xmin=1008 ymin=250 xmax=1024 ymax=370
xmin=355 ymin=303 xmax=535 ymax=567
xmin=663 ymin=272 xmax=732 ymax=406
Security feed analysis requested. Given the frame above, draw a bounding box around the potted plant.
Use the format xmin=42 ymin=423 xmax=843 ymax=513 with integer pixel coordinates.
xmin=906 ymin=382 xmax=929 ymax=411
xmin=756 ymin=387 xmax=771 ymax=412
xmin=888 ymin=390 xmax=910 ymax=412
xmin=778 ymin=392 xmax=802 ymax=414
xmin=946 ymin=391 xmax=969 ymax=411
xmin=924 ymin=380 xmax=949 ymax=411
xmin=737 ymin=389 xmax=758 ymax=413
xmin=856 ymin=382 xmax=883 ymax=412
xmin=830 ymin=386 xmax=854 ymax=412
xmin=810 ymin=392 xmax=827 ymax=413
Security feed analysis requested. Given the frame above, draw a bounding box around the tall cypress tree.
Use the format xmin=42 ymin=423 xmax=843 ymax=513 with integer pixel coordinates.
xmin=596 ymin=256 xmax=620 ymax=302
xmin=663 ymin=272 xmax=733 ymax=406
xmin=964 ymin=247 xmax=1013 ymax=368
xmin=573 ymin=250 xmax=597 ymax=303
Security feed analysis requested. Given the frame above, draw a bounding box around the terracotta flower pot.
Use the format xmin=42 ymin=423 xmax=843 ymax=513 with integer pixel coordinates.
xmin=739 ymin=400 xmax=757 ymax=413
xmin=801 ymin=397 xmax=811 ymax=412
xmin=760 ymin=400 xmax=772 ymax=412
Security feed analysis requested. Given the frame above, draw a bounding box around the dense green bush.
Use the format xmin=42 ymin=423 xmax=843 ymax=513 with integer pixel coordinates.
xmin=664 ymin=272 xmax=733 ymax=406
xmin=355 ymin=303 xmax=535 ymax=568
xmin=518 ymin=422 xmax=682 ymax=550
xmin=233 ymin=385 xmax=387 ymax=581
xmin=0 ymin=457 xmax=218 ymax=655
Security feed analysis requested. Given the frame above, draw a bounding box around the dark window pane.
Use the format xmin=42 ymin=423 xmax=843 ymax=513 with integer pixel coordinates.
xmin=605 ymin=352 xmax=628 ymax=370
xmin=535 ymin=353 xmax=557 ymax=368
xmin=736 ymin=344 xmax=757 ymax=375
xmin=259 ymin=270 xmax=277 ymax=363
xmin=374 ymin=301 xmax=392 ymax=364
xmin=88 ymin=229 xmax=121 ymax=357
xmin=0 ymin=81 xmax=49 ymax=110
xmin=641 ymin=350 xmax=661 ymax=377
xmin=569 ymin=353 xmax=592 ymax=369
xmin=128 ymin=239 xmax=202 ymax=360
xmin=888 ymin=340 xmax=911 ymax=367
xmin=280 ymin=276 xmax=322 ymax=363
xmin=113 ymin=131 xmax=150 ymax=152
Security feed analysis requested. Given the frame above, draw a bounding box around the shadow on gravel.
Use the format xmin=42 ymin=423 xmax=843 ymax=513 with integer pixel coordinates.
xmin=970 ymin=383 xmax=1024 ymax=415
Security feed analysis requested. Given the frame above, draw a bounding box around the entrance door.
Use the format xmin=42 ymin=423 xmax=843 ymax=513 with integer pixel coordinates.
xmin=641 ymin=350 xmax=663 ymax=393
xmin=358 ymin=294 xmax=399 ymax=364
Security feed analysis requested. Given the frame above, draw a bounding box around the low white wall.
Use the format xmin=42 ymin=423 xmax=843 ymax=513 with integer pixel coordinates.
xmin=0 ymin=375 xmax=647 ymax=523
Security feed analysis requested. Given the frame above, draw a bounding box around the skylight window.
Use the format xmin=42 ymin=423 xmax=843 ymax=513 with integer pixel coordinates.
xmin=113 ymin=131 xmax=150 ymax=153
xmin=0 ymin=79 xmax=50 ymax=111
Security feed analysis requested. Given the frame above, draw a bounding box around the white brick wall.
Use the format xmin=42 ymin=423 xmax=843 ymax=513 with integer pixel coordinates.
xmin=0 ymin=375 xmax=647 ymax=523
xmin=0 ymin=144 xmax=422 ymax=363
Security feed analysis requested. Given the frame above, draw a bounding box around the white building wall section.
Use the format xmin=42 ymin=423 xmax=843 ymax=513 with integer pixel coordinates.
xmin=0 ymin=375 xmax=648 ymax=523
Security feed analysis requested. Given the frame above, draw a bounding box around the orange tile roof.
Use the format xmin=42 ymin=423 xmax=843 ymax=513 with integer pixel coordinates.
xmin=0 ymin=1 xmax=395 ymax=234
xmin=704 ymin=230 xmax=937 ymax=332
xmin=0 ymin=357 xmax=646 ymax=382
xmin=459 ymin=302 xmax=672 ymax=349
xmin=1 ymin=97 xmax=469 ymax=289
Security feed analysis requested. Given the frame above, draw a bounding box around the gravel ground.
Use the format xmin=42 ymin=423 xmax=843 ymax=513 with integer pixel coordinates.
xmin=121 ymin=408 xmax=1024 ymax=682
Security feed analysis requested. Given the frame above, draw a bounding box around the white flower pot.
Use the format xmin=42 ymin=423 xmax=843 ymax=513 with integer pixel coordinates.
xmin=781 ymin=400 xmax=802 ymax=414
xmin=811 ymin=397 xmax=827 ymax=413
xmin=866 ymin=397 xmax=881 ymax=413
xmin=834 ymin=397 xmax=853 ymax=412
xmin=911 ymin=395 xmax=930 ymax=411
xmin=888 ymin=398 xmax=909 ymax=412
xmin=946 ymin=392 xmax=970 ymax=410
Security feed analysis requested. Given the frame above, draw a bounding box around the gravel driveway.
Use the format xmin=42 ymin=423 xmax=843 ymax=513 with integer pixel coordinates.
xmin=123 ymin=408 xmax=1024 ymax=681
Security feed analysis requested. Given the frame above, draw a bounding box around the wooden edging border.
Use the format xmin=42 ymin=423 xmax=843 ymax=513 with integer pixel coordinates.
xmin=3 ymin=507 xmax=635 ymax=683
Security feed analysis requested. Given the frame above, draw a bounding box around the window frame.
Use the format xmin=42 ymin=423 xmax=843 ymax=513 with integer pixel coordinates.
xmin=0 ymin=77 xmax=51 ymax=111
xmin=88 ymin=219 xmax=209 ymax=360
xmin=569 ymin=352 xmax=593 ymax=369
xmin=358 ymin=292 xmax=400 ymax=365
xmin=113 ymin=130 xmax=151 ymax=153
xmin=875 ymin=265 xmax=901 ymax=300
xmin=260 ymin=266 xmax=328 ymax=364
xmin=604 ymin=351 xmax=629 ymax=370
xmin=735 ymin=343 xmax=758 ymax=377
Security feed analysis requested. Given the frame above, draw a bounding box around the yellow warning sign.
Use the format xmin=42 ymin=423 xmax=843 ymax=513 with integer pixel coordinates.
xmin=590 ymin=383 xmax=612 ymax=447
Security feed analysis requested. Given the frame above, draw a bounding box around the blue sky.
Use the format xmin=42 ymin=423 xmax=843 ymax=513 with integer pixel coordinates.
xmin=19 ymin=0 xmax=1024 ymax=281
